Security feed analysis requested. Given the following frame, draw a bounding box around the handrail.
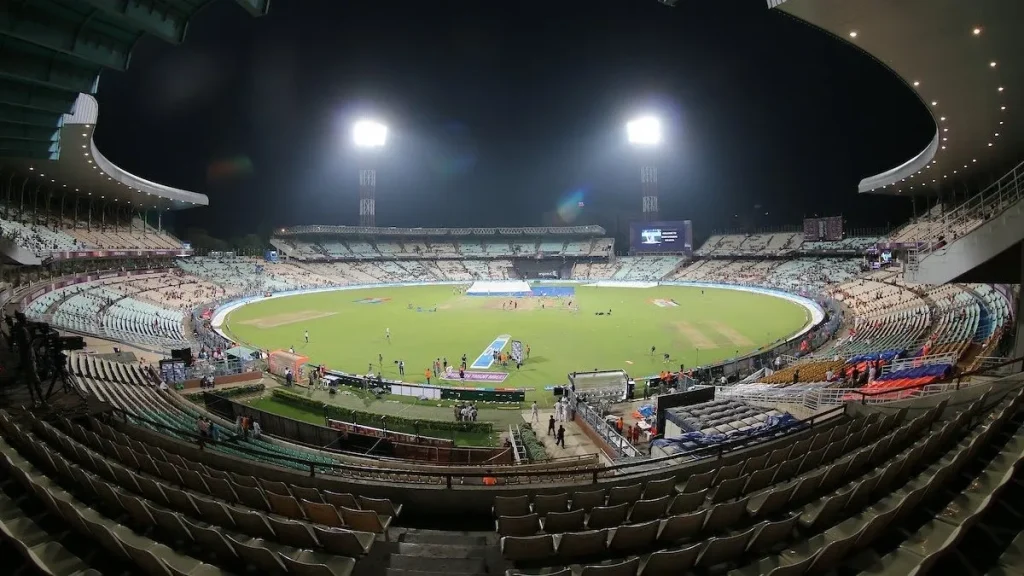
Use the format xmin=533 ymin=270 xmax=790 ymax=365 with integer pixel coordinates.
xmin=103 ymin=397 xmax=845 ymax=486
xmin=850 ymin=355 xmax=1024 ymax=403
xmin=916 ymin=160 xmax=1024 ymax=260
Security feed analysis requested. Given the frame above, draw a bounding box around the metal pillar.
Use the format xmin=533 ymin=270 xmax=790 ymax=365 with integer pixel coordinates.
xmin=359 ymin=168 xmax=376 ymax=227
xmin=641 ymin=164 xmax=659 ymax=222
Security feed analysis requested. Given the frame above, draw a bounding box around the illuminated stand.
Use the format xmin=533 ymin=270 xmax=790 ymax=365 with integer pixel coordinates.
xmin=627 ymin=116 xmax=662 ymax=222
xmin=353 ymin=120 xmax=388 ymax=227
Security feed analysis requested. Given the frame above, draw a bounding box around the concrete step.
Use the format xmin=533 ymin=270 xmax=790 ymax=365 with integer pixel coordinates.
xmin=399 ymin=530 xmax=490 ymax=547
xmin=386 ymin=570 xmax=488 ymax=576
xmin=387 ymin=553 xmax=487 ymax=574
xmin=397 ymin=542 xmax=487 ymax=559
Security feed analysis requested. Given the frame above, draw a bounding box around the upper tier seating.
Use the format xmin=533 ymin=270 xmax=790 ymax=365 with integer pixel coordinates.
xmin=696 ymin=233 xmax=804 ymax=257
xmin=802 ymin=236 xmax=883 ymax=252
xmin=0 ymin=218 xmax=81 ymax=254
xmin=69 ymin=221 xmax=183 ymax=250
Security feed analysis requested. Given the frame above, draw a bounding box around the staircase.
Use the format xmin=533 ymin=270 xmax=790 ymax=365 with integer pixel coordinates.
xmin=383 ymin=530 xmax=495 ymax=576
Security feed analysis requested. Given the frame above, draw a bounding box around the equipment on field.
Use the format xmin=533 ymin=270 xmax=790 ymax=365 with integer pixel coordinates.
xmin=511 ymin=340 xmax=523 ymax=363
xmin=268 ymin=350 xmax=309 ymax=380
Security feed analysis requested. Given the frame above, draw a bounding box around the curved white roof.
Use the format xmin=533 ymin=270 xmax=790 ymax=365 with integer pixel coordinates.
xmin=776 ymin=0 xmax=1023 ymax=196
xmin=7 ymin=94 xmax=207 ymax=211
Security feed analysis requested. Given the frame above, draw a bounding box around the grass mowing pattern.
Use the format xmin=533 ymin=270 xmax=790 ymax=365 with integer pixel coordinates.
xmin=225 ymin=285 xmax=809 ymax=404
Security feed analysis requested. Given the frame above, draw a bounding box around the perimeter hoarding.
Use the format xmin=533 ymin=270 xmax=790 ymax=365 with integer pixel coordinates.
xmin=629 ymin=220 xmax=693 ymax=254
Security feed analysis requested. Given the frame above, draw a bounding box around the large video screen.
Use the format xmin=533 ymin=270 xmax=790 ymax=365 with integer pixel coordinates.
xmin=803 ymin=216 xmax=844 ymax=242
xmin=629 ymin=221 xmax=693 ymax=254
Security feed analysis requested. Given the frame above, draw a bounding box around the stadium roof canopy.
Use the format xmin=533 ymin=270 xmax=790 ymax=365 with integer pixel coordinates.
xmin=775 ymin=0 xmax=1023 ymax=196
xmin=0 ymin=0 xmax=269 ymax=209
xmin=5 ymin=94 xmax=208 ymax=211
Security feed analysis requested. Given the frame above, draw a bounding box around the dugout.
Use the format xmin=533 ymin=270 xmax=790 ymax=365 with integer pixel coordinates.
xmin=269 ymin=350 xmax=309 ymax=380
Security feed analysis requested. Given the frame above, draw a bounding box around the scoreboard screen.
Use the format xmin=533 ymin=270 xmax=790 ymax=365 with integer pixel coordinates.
xmin=630 ymin=221 xmax=693 ymax=254
xmin=804 ymin=216 xmax=844 ymax=242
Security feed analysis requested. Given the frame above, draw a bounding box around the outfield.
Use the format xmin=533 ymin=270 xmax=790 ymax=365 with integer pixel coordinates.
xmin=222 ymin=284 xmax=810 ymax=402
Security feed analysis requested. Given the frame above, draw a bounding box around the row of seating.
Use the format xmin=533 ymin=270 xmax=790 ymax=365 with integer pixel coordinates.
xmin=278 ymin=237 xmax=615 ymax=261
xmin=501 ymin=390 xmax=1020 ymax=576
xmin=1 ymin=410 xmax=373 ymax=575
xmin=499 ymin=410 xmax=913 ymax=553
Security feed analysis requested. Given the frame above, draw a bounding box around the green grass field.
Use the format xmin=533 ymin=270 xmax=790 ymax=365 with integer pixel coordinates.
xmin=223 ymin=285 xmax=809 ymax=405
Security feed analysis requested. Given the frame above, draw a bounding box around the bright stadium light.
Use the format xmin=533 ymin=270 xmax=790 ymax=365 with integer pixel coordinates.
xmin=352 ymin=120 xmax=388 ymax=148
xmin=627 ymin=116 xmax=662 ymax=146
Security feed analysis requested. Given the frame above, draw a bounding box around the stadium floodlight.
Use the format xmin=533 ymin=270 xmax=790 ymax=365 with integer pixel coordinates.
xmin=352 ymin=120 xmax=388 ymax=148
xmin=626 ymin=116 xmax=662 ymax=146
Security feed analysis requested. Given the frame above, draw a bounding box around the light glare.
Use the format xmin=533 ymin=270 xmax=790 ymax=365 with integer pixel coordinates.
xmin=626 ymin=116 xmax=662 ymax=146
xmin=352 ymin=120 xmax=388 ymax=148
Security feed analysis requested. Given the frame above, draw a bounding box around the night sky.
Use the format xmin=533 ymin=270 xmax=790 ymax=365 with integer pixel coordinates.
xmin=92 ymin=0 xmax=935 ymax=244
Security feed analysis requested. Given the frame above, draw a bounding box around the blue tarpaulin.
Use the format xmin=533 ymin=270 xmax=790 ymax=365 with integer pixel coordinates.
xmin=651 ymin=413 xmax=801 ymax=455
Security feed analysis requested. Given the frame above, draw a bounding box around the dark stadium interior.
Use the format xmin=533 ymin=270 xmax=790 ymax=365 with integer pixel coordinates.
xmin=1 ymin=1 xmax=1023 ymax=576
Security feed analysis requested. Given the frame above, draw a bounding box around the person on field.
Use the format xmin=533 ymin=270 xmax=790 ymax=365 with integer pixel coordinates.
xmin=526 ymin=344 xmax=531 ymax=359
xmin=304 ymin=330 xmax=309 ymax=344
xmin=398 ymin=360 xmax=405 ymax=377
xmin=556 ymin=425 xmax=566 ymax=448
xmin=548 ymin=415 xmax=556 ymax=436
xmin=531 ymin=401 xmax=539 ymax=423
xmin=425 ymin=367 xmax=432 ymax=385
xmin=385 ymin=328 xmax=390 ymax=342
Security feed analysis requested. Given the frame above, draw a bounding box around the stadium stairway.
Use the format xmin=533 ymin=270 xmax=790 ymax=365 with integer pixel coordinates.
xmin=380 ymin=529 xmax=496 ymax=576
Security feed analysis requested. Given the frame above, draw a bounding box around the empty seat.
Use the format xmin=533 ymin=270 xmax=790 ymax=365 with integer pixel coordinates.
xmin=497 ymin=513 xmax=540 ymax=537
xmin=608 ymin=519 xmax=659 ymax=553
xmin=533 ymin=493 xmax=569 ymax=516
xmin=501 ymin=535 xmax=555 ymax=562
xmin=541 ymin=509 xmax=585 ymax=533
xmin=494 ymin=495 xmax=532 ymax=518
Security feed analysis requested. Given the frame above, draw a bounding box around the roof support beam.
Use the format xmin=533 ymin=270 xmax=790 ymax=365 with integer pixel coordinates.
xmin=0 ymin=39 xmax=101 ymax=94
xmin=0 ymin=78 xmax=77 ymax=114
xmin=0 ymin=1 xmax=131 ymax=70
xmin=0 ymin=123 xmax=59 ymax=141
xmin=234 ymin=0 xmax=271 ymax=17
xmin=0 ymin=103 xmax=64 ymax=127
xmin=77 ymin=0 xmax=189 ymax=44
xmin=0 ymin=145 xmax=53 ymax=160
xmin=0 ymin=137 xmax=58 ymax=153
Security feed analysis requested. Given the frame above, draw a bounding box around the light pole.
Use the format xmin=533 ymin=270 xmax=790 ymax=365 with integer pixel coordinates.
xmin=352 ymin=120 xmax=388 ymax=227
xmin=626 ymin=116 xmax=662 ymax=222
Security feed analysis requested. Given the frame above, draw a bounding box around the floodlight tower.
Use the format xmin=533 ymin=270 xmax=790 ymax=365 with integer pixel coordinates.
xmin=627 ymin=116 xmax=662 ymax=222
xmin=352 ymin=120 xmax=388 ymax=227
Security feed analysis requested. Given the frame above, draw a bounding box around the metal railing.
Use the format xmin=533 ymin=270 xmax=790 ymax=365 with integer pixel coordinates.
xmin=574 ymin=394 xmax=642 ymax=459
xmin=916 ymin=159 xmax=1024 ymax=262
xmin=100 ymin=397 xmax=843 ymax=487
xmin=884 ymin=352 xmax=958 ymax=375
